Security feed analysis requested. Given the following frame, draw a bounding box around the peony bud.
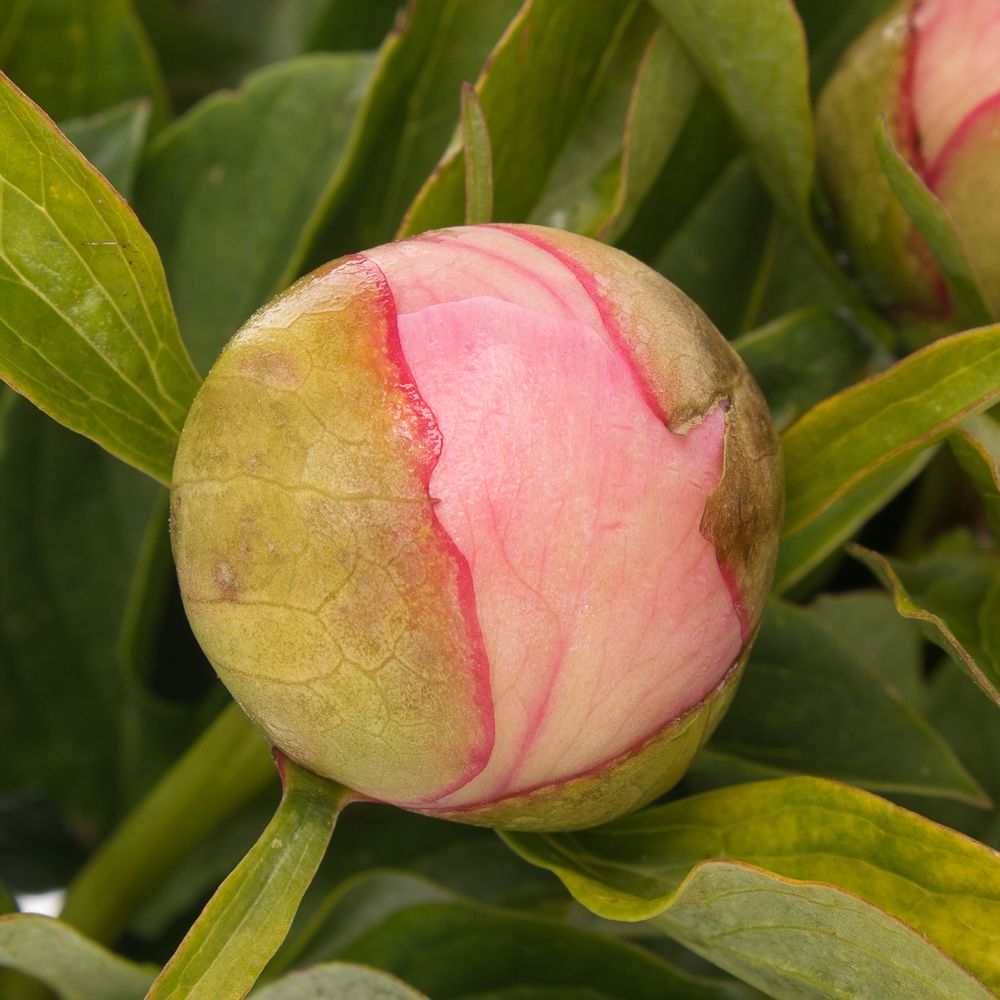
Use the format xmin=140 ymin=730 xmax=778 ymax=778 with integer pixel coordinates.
xmin=817 ymin=0 xmax=1000 ymax=321
xmin=170 ymin=225 xmax=781 ymax=831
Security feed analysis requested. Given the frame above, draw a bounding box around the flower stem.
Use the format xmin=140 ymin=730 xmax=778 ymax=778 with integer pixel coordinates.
xmin=144 ymin=755 xmax=352 ymax=1000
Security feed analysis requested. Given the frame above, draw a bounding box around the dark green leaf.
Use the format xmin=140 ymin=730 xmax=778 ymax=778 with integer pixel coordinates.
xmin=647 ymin=0 xmax=814 ymax=228
xmin=652 ymin=158 xmax=771 ymax=336
xmin=400 ymin=0 xmax=641 ymax=235
xmin=339 ymin=895 xmax=762 ymax=1000
xmin=504 ymin=777 xmax=1000 ymax=997
xmin=135 ymin=52 xmax=375 ymax=373
xmin=0 ymin=0 xmax=168 ymax=125
xmin=276 ymin=869 xmax=759 ymax=1000
xmin=733 ymin=308 xmax=877 ymax=430
xmin=134 ymin=0 xmax=399 ymax=113
xmin=875 ymin=118 xmax=994 ymax=329
xmin=907 ymin=661 xmax=1000 ymax=850
xmin=528 ymin=8 xmax=699 ymax=241
xmin=0 ymin=914 xmax=156 ymax=1000
xmin=782 ymin=325 xmax=1000 ymax=537
xmin=811 ymin=590 xmax=925 ymax=707
xmin=707 ymin=601 xmax=984 ymax=803
xmin=615 ymin=85 xmax=739 ymax=262
xmin=146 ymin=759 xmax=348 ymax=1000
xmin=0 ymin=395 xmax=160 ymax=834
xmin=852 ymin=541 xmax=1000 ymax=707
xmin=0 ymin=73 xmax=199 ymax=483
xmin=332 ymin=0 xmax=520 ymax=250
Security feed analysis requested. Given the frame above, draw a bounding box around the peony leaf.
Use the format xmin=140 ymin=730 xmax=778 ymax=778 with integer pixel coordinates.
xmin=950 ymin=414 xmax=1000 ymax=539
xmin=782 ymin=325 xmax=1000 ymax=537
xmin=0 ymin=914 xmax=157 ymax=1000
xmin=705 ymin=601 xmax=985 ymax=803
xmin=0 ymin=72 xmax=200 ymax=484
xmin=733 ymin=308 xmax=877 ymax=430
xmin=58 ymin=98 xmax=151 ymax=201
xmin=504 ymin=777 xmax=1000 ymax=998
xmin=251 ymin=963 xmax=427 ymax=1000
xmin=646 ymin=0 xmax=814 ymax=229
xmin=400 ymin=0 xmax=651 ymax=236
xmin=852 ymin=542 xmax=1000 ymax=707
xmin=135 ymin=52 xmax=376 ymax=374
xmin=774 ymin=447 xmax=935 ymax=593
xmin=0 ymin=0 xmax=168 ymax=125
xmin=272 ymin=869 xmax=762 ymax=999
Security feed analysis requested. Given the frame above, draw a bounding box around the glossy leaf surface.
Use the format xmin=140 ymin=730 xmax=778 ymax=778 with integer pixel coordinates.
xmin=0 ymin=73 xmax=198 ymax=483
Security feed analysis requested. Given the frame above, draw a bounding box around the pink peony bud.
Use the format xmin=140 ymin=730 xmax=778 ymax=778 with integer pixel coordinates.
xmin=817 ymin=0 xmax=1000 ymax=321
xmin=170 ymin=225 xmax=782 ymax=831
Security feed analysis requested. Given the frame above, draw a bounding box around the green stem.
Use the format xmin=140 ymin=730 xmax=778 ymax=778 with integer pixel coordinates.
xmin=60 ymin=703 xmax=275 ymax=944
xmin=145 ymin=757 xmax=352 ymax=1000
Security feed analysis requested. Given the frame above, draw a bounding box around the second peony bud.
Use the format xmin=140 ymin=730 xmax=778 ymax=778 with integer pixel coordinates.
xmin=171 ymin=224 xmax=782 ymax=831
xmin=818 ymin=0 xmax=1000 ymax=323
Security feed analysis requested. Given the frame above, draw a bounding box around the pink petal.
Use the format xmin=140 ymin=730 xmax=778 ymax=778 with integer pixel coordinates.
xmin=912 ymin=0 xmax=1000 ymax=172
xmin=364 ymin=229 xmax=742 ymax=807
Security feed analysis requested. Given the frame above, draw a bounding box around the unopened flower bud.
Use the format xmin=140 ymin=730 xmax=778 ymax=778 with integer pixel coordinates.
xmin=817 ymin=0 xmax=1000 ymax=321
xmin=171 ymin=225 xmax=782 ymax=831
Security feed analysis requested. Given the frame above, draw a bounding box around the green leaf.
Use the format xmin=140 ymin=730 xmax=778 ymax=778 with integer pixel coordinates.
xmin=0 ymin=914 xmax=156 ymax=1000
xmin=705 ymin=601 xmax=985 ymax=803
xmin=782 ymin=325 xmax=1000 ymax=538
xmin=329 ymin=0 xmax=520 ymax=250
xmin=950 ymin=414 xmax=1000 ymax=539
xmin=400 ymin=0 xmax=642 ymax=235
xmin=460 ymin=83 xmax=493 ymax=225
xmin=615 ymin=85 xmax=739 ymax=263
xmin=652 ymin=158 xmax=771 ymax=336
xmin=133 ymin=0 xmax=398 ymax=113
xmin=597 ymin=20 xmax=699 ymax=242
xmin=252 ymin=963 xmax=427 ymax=1000
xmin=774 ymin=446 xmax=935 ymax=594
xmin=910 ymin=661 xmax=1000 ymax=851
xmin=0 ymin=395 xmax=161 ymax=835
xmin=0 ymin=73 xmax=199 ymax=484
xmin=147 ymin=758 xmax=349 ymax=1000
xmin=875 ymin=118 xmax=994 ymax=329
xmin=0 ymin=0 xmax=168 ymax=126
xmin=733 ymin=308 xmax=877 ymax=431
xmin=811 ymin=590 xmax=925 ymax=707
xmin=337 ymin=892 xmax=763 ymax=1000
xmin=646 ymin=0 xmax=814 ymax=228
xmin=852 ymin=542 xmax=1000 ymax=707
xmin=504 ymin=777 xmax=1000 ymax=997
xmin=528 ymin=7 xmax=699 ymax=241
xmin=135 ymin=51 xmax=376 ymax=373
xmin=59 ymin=98 xmax=151 ymax=200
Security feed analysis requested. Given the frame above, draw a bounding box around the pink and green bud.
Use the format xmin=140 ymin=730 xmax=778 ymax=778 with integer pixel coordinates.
xmin=817 ymin=0 xmax=1000 ymax=321
xmin=170 ymin=225 xmax=782 ymax=831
